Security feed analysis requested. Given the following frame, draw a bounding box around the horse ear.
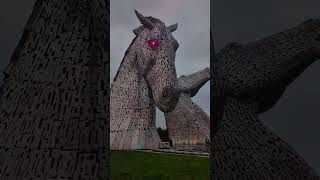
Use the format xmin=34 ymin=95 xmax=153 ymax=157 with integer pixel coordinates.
xmin=133 ymin=26 xmax=144 ymax=35
xmin=134 ymin=9 xmax=154 ymax=29
xmin=168 ymin=23 xmax=178 ymax=32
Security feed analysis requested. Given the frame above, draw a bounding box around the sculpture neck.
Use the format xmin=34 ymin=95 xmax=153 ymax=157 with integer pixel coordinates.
xmin=212 ymin=97 xmax=319 ymax=179
xmin=223 ymin=97 xmax=259 ymax=124
xmin=111 ymin=54 xmax=154 ymax=112
xmin=110 ymin=50 xmax=160 ymax=150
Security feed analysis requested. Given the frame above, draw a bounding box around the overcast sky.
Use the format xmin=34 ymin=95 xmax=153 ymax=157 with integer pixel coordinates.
xmin=0 ymin=1 xmax=36 ymax=84
xmin=110 ymin=0 xmax=210 ymax=128
xmin=213 ymin=0 xmax=320 ymax=174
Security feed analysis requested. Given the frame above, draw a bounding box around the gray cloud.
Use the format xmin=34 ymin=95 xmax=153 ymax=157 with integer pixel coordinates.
xmin=0 ymin=0 xmax=36 ymax=85
xmin=111 ymin=0 xmax=210 ymax=128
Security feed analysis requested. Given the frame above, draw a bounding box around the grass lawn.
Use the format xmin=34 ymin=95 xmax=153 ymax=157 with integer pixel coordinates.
xmin=111 ymin=150 xmax=209 ymax=180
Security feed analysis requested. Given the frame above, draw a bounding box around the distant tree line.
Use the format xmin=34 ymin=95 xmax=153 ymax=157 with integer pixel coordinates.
xmin=157 ymin=127 xmax=170 ymax=142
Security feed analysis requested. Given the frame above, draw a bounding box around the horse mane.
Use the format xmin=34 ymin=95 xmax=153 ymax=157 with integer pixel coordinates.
xmin=112 ymin=36 xmax=138 ymax=82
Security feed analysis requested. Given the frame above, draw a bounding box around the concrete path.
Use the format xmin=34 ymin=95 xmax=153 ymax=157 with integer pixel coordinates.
xmin=135 ymin=149 xmax=209 ymax=158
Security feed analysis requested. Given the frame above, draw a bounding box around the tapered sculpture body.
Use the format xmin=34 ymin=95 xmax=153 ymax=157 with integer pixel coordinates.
xmin=0 ymin=0 xmax=109 ymax=179
xmin=212 ymin=19 xmax=320 ymax=179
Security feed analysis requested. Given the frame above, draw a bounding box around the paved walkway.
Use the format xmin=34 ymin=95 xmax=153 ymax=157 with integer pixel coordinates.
xmin=135 ymin=149 xmax=209 ymax=158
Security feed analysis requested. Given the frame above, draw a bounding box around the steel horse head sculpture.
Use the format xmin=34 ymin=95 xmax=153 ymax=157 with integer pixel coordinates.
xmin=110 ymin=10 xmax=181 ymax=150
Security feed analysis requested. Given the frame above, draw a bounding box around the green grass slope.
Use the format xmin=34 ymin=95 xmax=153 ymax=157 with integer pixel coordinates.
xmin=111 ymin=151 xmax=209 ymax=180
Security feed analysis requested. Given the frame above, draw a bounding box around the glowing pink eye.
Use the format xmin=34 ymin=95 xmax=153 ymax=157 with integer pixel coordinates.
xmin=148 ymin=39 xmax=159 ymax=49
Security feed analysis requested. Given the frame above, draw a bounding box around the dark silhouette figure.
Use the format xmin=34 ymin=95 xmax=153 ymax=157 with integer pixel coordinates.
xmin=211 ymin=20 xmax=320 ymax=179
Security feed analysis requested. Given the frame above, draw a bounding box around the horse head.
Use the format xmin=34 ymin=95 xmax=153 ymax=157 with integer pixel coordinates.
xmin=220 ymin=19 xmax=320 ymax=113
xmin=132 ymin=10 xmax=180 ymax=112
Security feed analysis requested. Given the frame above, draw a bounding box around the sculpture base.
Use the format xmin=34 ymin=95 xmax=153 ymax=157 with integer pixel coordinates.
xmin=110 ymin=129 xmax=161 ymax=150
xmin=172 ymin=142 xmax=209 ymax=153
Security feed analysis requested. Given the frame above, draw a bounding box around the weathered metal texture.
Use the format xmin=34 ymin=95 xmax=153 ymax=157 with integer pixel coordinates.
xmin=165 ymin=67 xmax=210 ymax=152
xmin=165 ymin=93 xmax=210 ymax=152
xmin=0 ymin=0 xmax=110 ymax=179
xmin=211 ymin=20 xmax=320 ymax=179
xmin=110 ymin=11 xmax=181 ymax=150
